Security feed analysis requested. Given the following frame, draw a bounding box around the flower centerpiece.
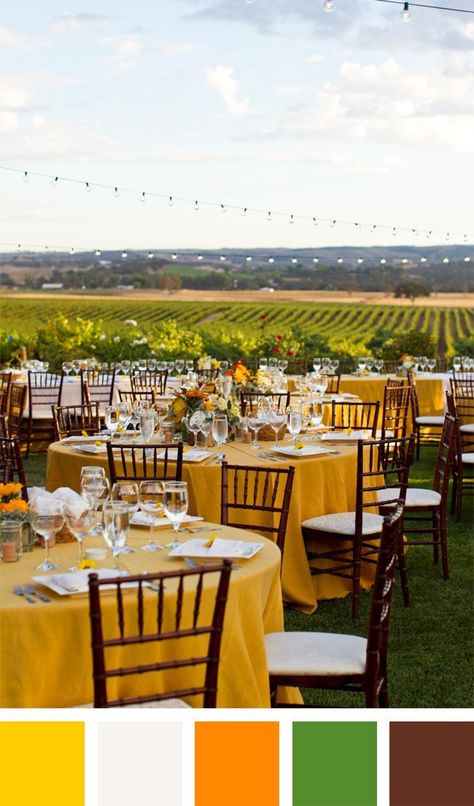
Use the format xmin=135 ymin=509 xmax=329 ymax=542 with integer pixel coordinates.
xmin=170 ymin=385 xmax=209 ymax=427
xmin=398 ymin=354 xmax=417 ymax=377
xmin=0 ymin=482 xmax=29 ymax=562
xmin=205 ymin=394 xmax=241 ymax=430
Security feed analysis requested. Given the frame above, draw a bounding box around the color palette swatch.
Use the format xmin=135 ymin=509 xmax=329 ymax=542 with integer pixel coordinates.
xmin=98 ymin=722 xmax=182 ymax=806
xmin=0 ymin=722 xmax=84 ymax=806
xmin=390 ymin=722 xmax=474 ymax=806
xmin=293 ymin=722 xmax=377 ymax=806
xmin=195 ymin=722 xmax=279 ymax=806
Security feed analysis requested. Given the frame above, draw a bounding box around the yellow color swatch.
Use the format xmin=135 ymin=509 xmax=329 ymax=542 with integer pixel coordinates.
xmin=0 ymin=722 xmax=84 ymax=806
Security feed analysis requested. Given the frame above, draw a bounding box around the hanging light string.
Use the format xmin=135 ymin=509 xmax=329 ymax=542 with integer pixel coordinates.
xmin=373 ymin=1 xmax=474 ymax=14
xmin=1 ymin=240 xmax=470 ymax=266
xmin=1 ymin=165 xmax=472 ymax=242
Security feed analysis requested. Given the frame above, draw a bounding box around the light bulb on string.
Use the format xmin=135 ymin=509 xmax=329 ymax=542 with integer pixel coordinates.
xmin=85 ymin=182 xmax=91 ymax=193
xmin=69 ymin=247 xmax=75 ymax=255
xmin=140 ymin=192 xmax=146 ymax=203
xmin=323 ymin=0 xmax=335 ymax=12
xmin=291 ymin=258 xmax=298 ymax=264
xmin=172 ymin=253 xmax=178 ymax=260
xmin=371 ymin=224 xmax=377 ymax=233
xmin=121 ymin=251 xmax=128 ymax=259
xmin=267 ymin=211 xmax=272 ymax=222
xmin=337 ymin=257 xmax=343 ymax=264
xmin=412 ymin=229 xmax=418 ymax=237
xmin=443 ymin=257 xmax=449 ymax=264
xmin=463 ymin=234 xmax=468 ymax=243
xmin=268 ymin=257 xmax=274 ymax=264
xmin=95 ymin=249 xmax=101 ymax=257
xmin=113 ymin=186 xmax=119 ymax=198
xmin=392 ymin=227 xmax=397 ymax=236
xmin=312 ymin=217 xmax=318 ymax=227
xmin=420 ymin=257 xmax=427 ymax=263
xmin=246 ymin=256 xmax=252 ymax=262
xmin=147 ymin=252 xmax=154 ymax=259
xmin=193 ymin=200 xmax=199 ymax=211
xmin=198 ymin=254 xmax=203 ymax=261
xmin=312 ymin=257 xmax=319 ymax=264
xmin=241 ymin=208 xmax=247 ymax=217
xmin=220 ymin=204 xmax=227 ymax=213
xmin=426 ymin=231 xmax=432 ymax=239
xmin=400 ymin=2 xmax=412 ymax=22
xmin=168 ymin=196 xmax=174 ymax=207
xmin=464 ymin=256 xmax=471 ymax=262
xmin=52 ymin=176 xmax=59 ymax=187
xmin=17 ymin=244 xmax=22 ymax=252
xmin=354 ymin=222 xmax=360 ymax=230
xmin=23 ymin=171 xmax=29 ymax=182
xmin=289 ymin=214 xmax=295 ymax=225
xmin=220 ymin=255 xmax=226 ymax=262
xmin=329 ymin=219 xmax=336 ymax=228
xmin=357 ymin=257 xmax=364 ymax=264
xmin=445 ymin=232 xmax=450 ymax=241
xmin=380 ymin=258 xmax=386 ymax=264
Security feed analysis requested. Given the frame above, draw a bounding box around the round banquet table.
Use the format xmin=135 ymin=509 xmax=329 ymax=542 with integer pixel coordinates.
xmin=0 ymin=523 xmax=300 ymax=708
xmin=46 ymin=438 xmax=375 ymax=612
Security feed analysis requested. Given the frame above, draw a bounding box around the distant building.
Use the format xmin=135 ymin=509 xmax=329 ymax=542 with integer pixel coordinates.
xmin=260 ymin=286 xmax=275 ymax=293
xmin=41 ymin=283 xmax=63 ymax=290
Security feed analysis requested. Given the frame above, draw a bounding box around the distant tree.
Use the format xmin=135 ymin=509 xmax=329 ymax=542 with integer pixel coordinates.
xmin=159 ymin=273 xmax=182 ymax=292
xmin=394 ymin=279 xmax=431 ymax=303
xmin=0 ymin=272 xmax=15 ymax=286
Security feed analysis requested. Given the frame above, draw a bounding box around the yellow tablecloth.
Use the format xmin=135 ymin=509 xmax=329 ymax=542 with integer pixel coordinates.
xmin=0 ymin=524 xmax=299 ymax=708
xmin=339 ymin=374 xmax=446 ymax=416
xmin=46 ymin=440 xmax=374 ymax=612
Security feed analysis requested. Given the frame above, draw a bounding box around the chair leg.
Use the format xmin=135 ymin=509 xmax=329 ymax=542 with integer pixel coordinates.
xmin=432 ymin=510 xmax=439 ymax=566
xmin=437 ymin=509 xmax=449 ymax=580
xmin=397 ymin=539 xmax=410 ymax=607
xmin=352 ymin=543 xmax=361 ymax=620
xmin=456 ymin=465 xmax=463 ymax=522
xmin=450 ymin=470 xmax=457 ymax=516
xmin=416 ymin=426 xmax=420 ymax=460
xmin=379 ymin=684 xmax=389 ymax=708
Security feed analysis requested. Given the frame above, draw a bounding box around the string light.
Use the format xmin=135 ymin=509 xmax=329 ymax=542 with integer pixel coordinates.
xmin=464 ymin=256 xmax=471 ymax=262
xmin=323 ymin=0 xmax=335 ymax=11
xmin=85 ymin=182 xmax=91 ymax=193
xmin=312 ymin=258 xmax=319 ymax=263
xmin=400 ymin=2 xmax=413 ymax=21
xmin=95 ymin=249 xmax=101 ymax=257
xmin=220 ymin=255 xmax=226 ymax=261
xmin=357 ymin=257 xmax=364 ymax=264
xmin=140 ymin=192 xmax=146 ymax=203
xmin=380 ymin=258 xmax=387 ymax=264
xmin=246 ymin=256 xmax=252 ymax=262
xmin=147 ymin=252 xmax=154 ymax=259
xmin=337 ymin=257 xmax=344 ymax=264
xmin=193 ymin=200 xmax=200 ymax=211
xmin=2 ymin=165 xmax=471 ymax=241
xmin=291 ymin=257 xmax=298 ymax=264
xmin=443 ymin=257 xmax=450 ymax=263
xmin=197 ymin=254 xmax=203 ymax=261
xmin=289 ymin=214 xmax=295 ymax=225
xmin=171 ymin=253 xmax=178 ymax=260
xmin=121 ymin=251 xmax=128 ymax=259
xmin=374 ymin=1 xmax=473 ymax=16
xmin=268 ymin=257 xmax=275 ymax=263
xmin=52 ymin=176 xmax=59 ymax=186
xmin=420 ymin=256 xmax=427 ymax=263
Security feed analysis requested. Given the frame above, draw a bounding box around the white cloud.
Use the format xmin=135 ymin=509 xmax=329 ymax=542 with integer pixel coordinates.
xmin=0 ymin=27 xmax=30 ymax=50
xmin=205 ymin=65 xmax=250 ymax=116
xmin=50 ymin=13 xmax=108 ymax=34
xmin=307 ymin=53 xmax=323 ymax=64
xmin=0 ymin=80 xmax=29 ymax=111
xmin=102 ymin=34 xmax=144 ymax=71
xmin=159 ymin=42 xmax=198 ymax=56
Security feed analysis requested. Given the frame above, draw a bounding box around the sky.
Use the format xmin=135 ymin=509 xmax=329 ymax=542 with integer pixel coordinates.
xmin=0 ymin=0 xmax=473 ymax=252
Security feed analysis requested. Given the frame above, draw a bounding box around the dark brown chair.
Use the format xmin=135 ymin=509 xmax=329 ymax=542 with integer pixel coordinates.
xmin=383 ymin=360 xmax=400 ymax=374
xmin=131 ymin=371 xmax=168 ymax=396
xmin=0 ymin=372 xmax=12 ymax=414
xmin=329 ymin=401 xmax=380 ymax=438
xmin=0 ymin=414 xmax=8 ymax=438
xmin=324 ymin=374 xmax=341 ymax=394
xmin=265 ymin=505 xmax=405 ymax=707
xmin=450 ymin=373 xmax=474 ymax=398
xmin=26 ymin=370 xmax=64 ymax=455
xmin=52 ymin=403 xmax=101 ymax=441
xmin=381 ymin=383 xmax=412 ymax=440
xmin=378 ymin=414 xmax=456 ymax=580
xmin=88 ymin=561 xmax=232 ymax=707
xmin=0 ymin=437 xmax=28 ymax=500
xmin=302 ymin=434 xmax=414 ymax=618
xmin=220 ymin=462 xmax=295 ymax=565
xmin=81 ymin=369 xmax=115 ymax=408
xmin=7 ymin=383 xmax=27 ymax=441
xmin=118 ymin=389 xmax=156 ymax=406
xmin=240 ymin=391 xmax=291 ymax=417
xmin=107 ymin=442 xmax=183 ymax=484
xmin=447 ymin=393 xmax=474 ymax=521
xmin=407 ymin=372 xmax=444 ymax=459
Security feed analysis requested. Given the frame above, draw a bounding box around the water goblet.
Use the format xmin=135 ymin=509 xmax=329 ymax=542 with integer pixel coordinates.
xmin=428 ymin=358 xmax=437 ymax=373
xmin=219 ymin=361 xmax=229 ymax=374
xmin=139 ymin=409 xmax=155 ymax=442
xmin=138 ymin=480 xmax=164 ymax=552
xmin=258 ymin=357 xmax=268 ymax=370
xmin=80 ymin=467 xmax=110 ymax=535
xmin=147 ymin=359 xmax=157 ymax=371
xmin=268 ymin=357 xmax=278 ymax=370
xmin=329 ymin=358 xmax=339 ymax=373
xmin=375 ymin=359 xmax=384 ymax=374
xmin=103 ymin=501 xmax=129 ymax=571
xmin=184 ymin=411 xmax=204 ymax=445
xmin=419 ymin=356 xmax=428 ymax=373
xmin=366 ymin=357 xmax=375 ymax=373
xmin=62 ymin=361 xmax=73 ymax=376
xmin=212 ymin=413 xmax=228 ymax=452
xmin=268 ymin=411 xmax=287 ymax=448
xmin=31 ymin=499 xmax=65 ymax=571
xmin=287 ymin=409 xmax=302 ymax=443
xmin=64 ymin=501 xmax=96 ymax=561
xmin=185 ymin=360 xmax=194 ymax=372
xmin=111 ymin=482 xmax=139 ymax=553
xmin=277 ymin=359 xmax=288 ymax=372
xmin=120 ymin=360 xmax=131 ymax=376
xmin=174 ymin=359 xmax=185 ymax=376
xmin=105 ymin=405 xmax=120 ymax=434
xmin=312 ymin=357 xmax=322 ymax=373
xmin=247 ymin=416 xmax=262 ymax=450
xmin=452 ymin=356 xmax=461 ymax=373
xmin=357 ymin=357 xmax=367 ymax=373
xmin=163 ymin=481 xmax=189 ymax=541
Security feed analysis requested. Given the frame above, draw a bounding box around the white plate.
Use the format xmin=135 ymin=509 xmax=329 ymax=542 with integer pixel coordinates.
xmin=272 ymin=445 xmax=334 ymax=457
xmin=169 ymin=538 xmax=264 ymax=560
xmin=62 ymin=435 xmax=109 ymax=443
xmin=33 ymin=568 xmax=132 ymax=596
xmin=321 ymin=430 xmax=371 ymax=442
xmin=154 ymin=448 xmax=212 ymax=463
xmin=72 ymin=444 xmax=108 ymax=454
xmin=130 ymin=512 xmax=203 ymax=528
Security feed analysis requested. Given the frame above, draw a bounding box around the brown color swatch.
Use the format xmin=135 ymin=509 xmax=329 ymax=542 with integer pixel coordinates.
xmin=390 ymin=722 xmax=474 ymax=806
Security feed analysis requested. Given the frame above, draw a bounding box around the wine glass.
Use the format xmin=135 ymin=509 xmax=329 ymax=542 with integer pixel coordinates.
xmin=138 ymin=480 xmax=164 ymax=552
xmin=105 ymin=405 xmax=120 ymax=434
xmin=64 ymin=502 xmax=96 ymax=561
xmin=120 ymin=360 xmax=131 ymax=376
xmin=268 ymin=357 xmax=278 ymax=370
xmin=163 ymin=481 xmax=189 ymax=540
xmin=111 ymin=481 xmax=139 ymax=553
xmin=72 ymin=360 xmax=81 ymax=375
xmin=80 ymin=468 xmax=110 ymax=536
xmin=212 ymin=413 xmax=228 ymax=452
xmin=175 ymin=359 xmax=185 ymax=376
xmin=287 ymin=409 xmax=302 ymax=443
xmin=117 ymin=402 xmax=132 ymax=433
xmin=62 ymin=361 xmax=73 ymax=377
xmin=199 ymin=411 xmax=213 ymax=448
xmin=268 ymin=410 xmax=287 ymax=448
xmin=147 ymin=359 xmax=157 ymax=371
xmin=220 ymin=375 xmax=233 ymax=399
xmin=375 ymin=359 xmax=384 ymax=374
xmin=103 ymin=501 xmax=129 ymax=572
xmin=138 ymin=358 xmax=147 ymax=372
xmin=31 ymin=499 xmax=65 ymax=571
xmin=366 ymin=357 xmax=375 ymax=372
xmin=219 ymin=361 xmax=229 ymax=374
xmin=312 ymin=357 xmax=322 ymax=373
xmin=247 ymin=416 xmax=262 ymax=450
xmin=258 ymin=357 xmax=268 ymax=370
xmin=419 ymin=356 xmax=428 ymax=373
xmin=185 ymin=360 xmax=194 ymax=372
xmin=185 ymin=411 xmax=204 ymax=445
xmin=452 ymin=356 xmax=461 ymax=373
xmin=278 ymin=359 xmax=288 ymax=372
xmin=428 ymin=358 xmax=437 ymax=373
xmin=139 ymin=409 xmax=155 ymax=442
xmin=329 ymin=358 xmax=339 ymax=374
xmin=357 ymin=357 xmax=367 ymax=373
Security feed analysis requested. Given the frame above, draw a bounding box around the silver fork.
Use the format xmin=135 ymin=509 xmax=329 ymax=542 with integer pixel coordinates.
xmin=13 ymin=586 xmax=36 ymax=604
xmin=24 ymin=584 xmax=51 ymax=603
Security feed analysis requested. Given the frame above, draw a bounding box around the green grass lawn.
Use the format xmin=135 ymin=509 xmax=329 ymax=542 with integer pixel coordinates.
xmin=24 ymin=448 xmax=473 ymax=708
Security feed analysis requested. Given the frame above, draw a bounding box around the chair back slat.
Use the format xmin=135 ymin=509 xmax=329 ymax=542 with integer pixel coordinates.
xmin=117 ymin=583 xmax=125 ymax=638
xmin=0 ymin=373 xmax=12 ymax=414
xmin=88 ymin=562 xmax=232 ymax=707
xmin=52 ymin=403 xmax=101 ymax=440
xmin=240 ymin=391 xmax=290 ymax=417
xmin=107 ymin=443 xmax=183 ymax=483
xmin=330 ymin=401 xmax=380 ymax=437
xmin=28 ymin=370 xmax=64 ymax=408
xmin=131 ymin=371 xmax=168 ymax=396
xmin=382 ymin=384 xmax=412 ymax=440
xmin=324 ymin=374 xmax=341 ymax=394
xmin=7 ymin=384 xmax=27 ymax=439
xmin=0 ymin=437 xmax=27 ymax=498
xmin=81 ymin=369 xmax=115 ymax=406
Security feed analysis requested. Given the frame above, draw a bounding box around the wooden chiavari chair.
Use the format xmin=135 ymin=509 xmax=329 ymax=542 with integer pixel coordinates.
xmin=7 ymin=383 xmax=27 ymax=441
xmin=447 ymin=393 xmax=474 ymax=521
xmin=407 ymin=371 xmax=444 ymax=458
xmin=240 ymin=391 xmax=291 ymax=417
xmin=383 ymin=360 xmax=399 ymax=375
xmin=107 ymin=442 xmax=183 ymax=484
xmin=26 ymin=370 xmax=64 ymax=455
xmin=329 ymin=401 xmax=380 ymax=438
xmin=0 ymin=437 xmax=28 ymax=499
xmin=131 ymin=370 xmax=168 ymax=396
xmin=265 ymin=505 xmax=405 ymax=707
xmin=220 ymin=463 xmax=295 ymax=565
xmin=81 ymin=368 xmax=115 ymax=409
xmin=450 ymin=374 xmax=474 ymax=398
xmin=52 ymin=403 xmax=101 ymax=441
xmin=88 ymin=561 xmax=232 ymax=707
xmin=325 ymin=374 xmax=341 ymax=394
xmin=0 ymin=414 xmax=8 ymax=438
xmin=302 ymin=434 xmax=414 ymax=618
xmin=0 ymin=372 xmax=12 ymax=414
xmin=381 ymin=383 xmax=412 ymax=439
xmin=118 ymin=389 xmax=156 ymax=406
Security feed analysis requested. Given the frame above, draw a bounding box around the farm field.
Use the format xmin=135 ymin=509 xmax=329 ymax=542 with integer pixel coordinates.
xmin=0 ymin=297 xmax=472 ymax=356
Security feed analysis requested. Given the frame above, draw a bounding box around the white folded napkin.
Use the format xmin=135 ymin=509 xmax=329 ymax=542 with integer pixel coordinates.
xmin=29 ymin=486 xmax=86 ymax=518
xmin=130 ymin=511 xmax=203 ymax=528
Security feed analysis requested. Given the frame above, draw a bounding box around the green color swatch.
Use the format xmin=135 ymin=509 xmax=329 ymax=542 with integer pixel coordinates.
xmin=293 ymin=722 xmax=377 ymax=806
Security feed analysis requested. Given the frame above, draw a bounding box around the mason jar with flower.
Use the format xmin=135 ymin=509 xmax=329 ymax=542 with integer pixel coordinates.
xmin=0 ymin=482 xmax=29 ymax=562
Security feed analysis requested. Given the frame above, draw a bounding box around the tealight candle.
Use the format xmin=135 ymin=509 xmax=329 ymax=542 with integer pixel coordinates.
xmin=2 ymin=541 xmax=17 ymax=562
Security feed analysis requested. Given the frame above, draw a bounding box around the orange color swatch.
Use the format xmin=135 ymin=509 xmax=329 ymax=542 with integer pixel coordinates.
xmin=195 ymin=722 xmax=279 ymax=806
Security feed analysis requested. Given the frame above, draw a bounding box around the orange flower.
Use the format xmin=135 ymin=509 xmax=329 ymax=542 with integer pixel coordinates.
xmin=0 ymin=499 xmax=28 ymax=513
xmin=203 ymin=399 xmax=215 ymax=411
xmin=0 ymin=482 xmax=22 ymax=499
xmin=186 ymin=390 xmax=207 ymax=400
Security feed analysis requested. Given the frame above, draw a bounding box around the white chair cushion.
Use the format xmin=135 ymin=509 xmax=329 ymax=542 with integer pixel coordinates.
xmin=460 ymin=423 xmax=474 ymax=434
xmin=75 ymin=698 xmax=191 ymax=709
xmin=265 ymin=631 xmax=367 ymax=676
xmin=302 ymin=511 xmax=384 ymax=536
xmin=376 ymin=487 xmax=441 ymax=507
xmin=461 ymin=453 xmax=474 ymax=465
xmin=415 ymin=415 xmax=444 ymax=425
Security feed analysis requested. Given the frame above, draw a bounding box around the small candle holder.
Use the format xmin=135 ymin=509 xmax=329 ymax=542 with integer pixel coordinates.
xmin=1 ymin=521 xmax=23 ymax=562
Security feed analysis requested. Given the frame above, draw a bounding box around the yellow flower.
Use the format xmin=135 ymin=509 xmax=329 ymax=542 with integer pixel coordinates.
xmin=78 ymin=559 xmax=96 ymax=570
xmin=0 ymin=482 xmax=22 ymax=499
xmin=0 ymin=499 xmax=28 ymax=513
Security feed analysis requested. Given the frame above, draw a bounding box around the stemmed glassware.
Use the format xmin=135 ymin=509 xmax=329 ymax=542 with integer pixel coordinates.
xmin=102 ymin=501 xmax=129 ymax=572
xmin=418 ymin=356 xmax=428 ymax=373
xmin=258 ymin=357 xmax=268 ymax=370
xmin=139 ymin=409 xmax=155 ymax=442
xmin=312 ymin=357 xmax=322 ymax=372
xmin=185 ymin=360 xmax=194 ymax=372
xmin=62 ymin=361 xmax=73 ymax=377
xmin=366 ymin=357 xmax=375 ymax=373
xmin=120 ymin=360 xmax=131 ymax=376
xmin=111 ymin=482 xmax=139 ymax=553
xmin=185 ymin=411 xmax=204 ymax=445
xmin=287 ymin=409 xmax=302 ymax=443
xmin=375 ymin=359 xmax=384 ymax=374
xmin=117 ymin=403 xmax=132 ymax=433
xmin=80 ymin=466 xmax=110 ymax=536
xmin=219 ymin=361 xmax=229 ymax=374
xmin=138 ymin=480 xmax=164 ymax=552
xmin=427 ymin=358 xmax=437 ymax=373
xmin=105 ymin=405 xmax=120 ymax=434
xmin=212 ymin=413 xmax=228 ymax=452
xmin=163 ymin=481 xmax=189 ymax=541
xmin=357 ymin=357 xmax=367 ymax=373
xmin=247 ymin=416 xmax=263 ymax=450
xmin=64 ymin=502 xmax=96 ymax=562
xmin=31 ymin=500 xmax=65 ymax=571
xmin=268 ymin=410 xmax=287 ymax=448
xmin=199 ymin=411 xmax=213 ymax=447
xmin=453 ymin=356 xmax=461 ymax=373
xmin=175 ymin=359 xmax=185 ymax=376
xmin=277 ymin=359 xmax=288 ymax=372
xmin=329 ymin=358 xmax=339 ymax=374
